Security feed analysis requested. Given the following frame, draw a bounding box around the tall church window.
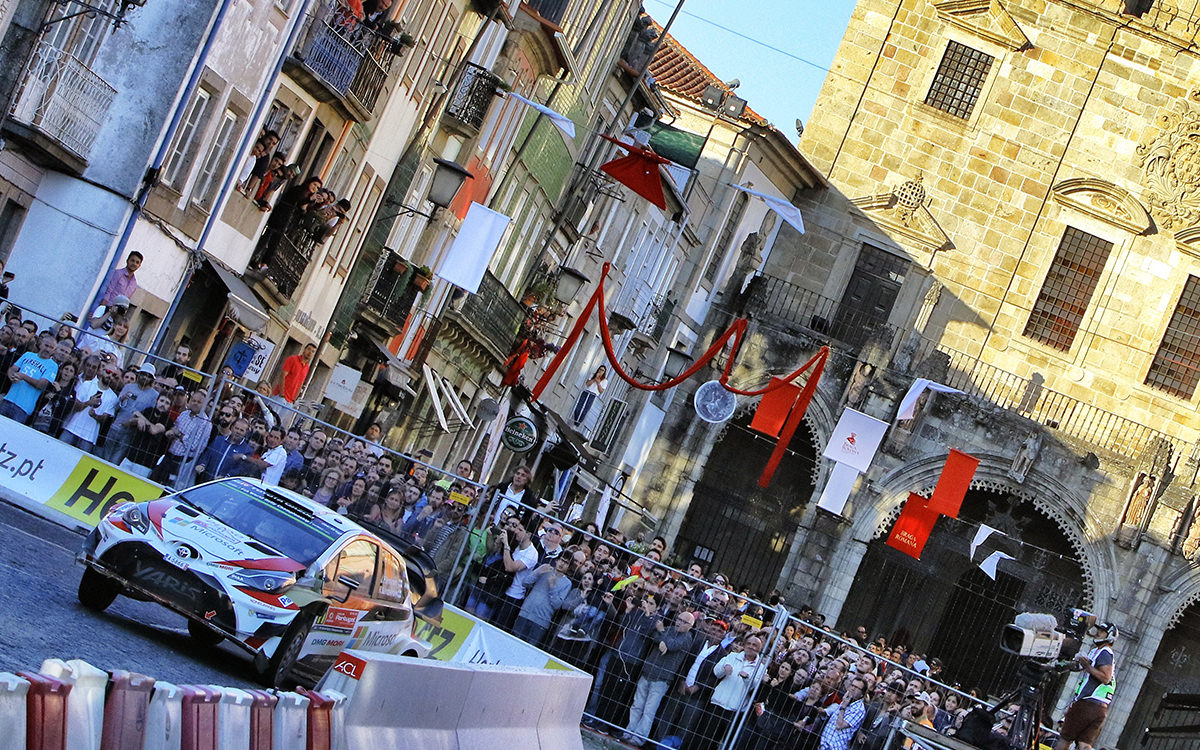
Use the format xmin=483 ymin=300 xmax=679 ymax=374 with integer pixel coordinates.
xmin=924 ymin=40 xmax=993 ymax=119
xmin=1146 ymin=275 xmax=1200 ymax=399
xmin=1023 ymin=227 xmax=1113 ymax=352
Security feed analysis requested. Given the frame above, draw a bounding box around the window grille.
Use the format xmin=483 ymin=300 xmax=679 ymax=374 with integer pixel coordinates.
xmin=1146 ymin=275 xmax=1200 ymax=399
xmin=924 ymin=40 xmax=994 ymax=119
xmin=193 ymin=110 xmax=239 ymax=209
xmin=1023 ymin=227 xmax=1113 ymax=351
xmin=162 ymin=90 xmax=213 ymax=187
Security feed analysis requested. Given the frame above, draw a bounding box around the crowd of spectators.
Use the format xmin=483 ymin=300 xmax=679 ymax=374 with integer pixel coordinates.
xmin=428 ymin=477 xmax=1002 ymax=750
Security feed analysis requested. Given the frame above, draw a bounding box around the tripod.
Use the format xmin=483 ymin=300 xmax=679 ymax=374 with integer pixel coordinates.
xmin=992 ymin=659 xmax=1075 ymax=750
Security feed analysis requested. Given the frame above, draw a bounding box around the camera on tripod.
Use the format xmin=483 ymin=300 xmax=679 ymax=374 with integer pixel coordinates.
xmin=999 ymin=608 xmax=1095 ymax=662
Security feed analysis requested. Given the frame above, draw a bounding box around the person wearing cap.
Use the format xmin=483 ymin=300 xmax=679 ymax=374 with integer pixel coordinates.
xmin=901 ymin=693 xmax=936 ymax=749
xmin=1054 ymin=622 xmax=1117 ymax=750
xmin=101 ymin=362 xmax=159 ymax=464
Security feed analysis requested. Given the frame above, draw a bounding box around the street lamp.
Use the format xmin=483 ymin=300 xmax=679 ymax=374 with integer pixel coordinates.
xmin=553 ymin=266 xmax=590 ymax=304
xmin=382 ymin=157 xmax=473 ymax=222
xmin=665 ymin=345 xmax=691 ymax=379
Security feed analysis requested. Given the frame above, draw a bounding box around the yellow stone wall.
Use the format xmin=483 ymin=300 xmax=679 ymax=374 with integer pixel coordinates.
xmin=801 ymin=0 xmax=1200 ymax=446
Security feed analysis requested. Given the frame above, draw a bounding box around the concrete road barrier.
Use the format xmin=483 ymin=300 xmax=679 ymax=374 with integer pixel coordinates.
xmin=319 ymin=650 xmax=591 ymax=750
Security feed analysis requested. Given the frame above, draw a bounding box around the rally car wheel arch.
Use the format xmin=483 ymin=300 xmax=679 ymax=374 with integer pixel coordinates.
xmin=259 ymin=608 xmax=318 ymax=688
xmin=187 ymin=619 xmax=225 ymax=647
xmin=78 ymin=566 xmax=122 ymax=612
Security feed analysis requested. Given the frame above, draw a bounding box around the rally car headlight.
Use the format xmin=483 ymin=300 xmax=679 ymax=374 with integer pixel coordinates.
xmin=121 ymin=505 xmax=150 ymax=534
xmin=229 ymin=569 xmax=296 ymax=593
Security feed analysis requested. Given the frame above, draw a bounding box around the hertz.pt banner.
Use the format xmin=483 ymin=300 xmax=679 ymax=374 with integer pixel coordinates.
xmin=0 ymin=418 xmax=164 ymax=527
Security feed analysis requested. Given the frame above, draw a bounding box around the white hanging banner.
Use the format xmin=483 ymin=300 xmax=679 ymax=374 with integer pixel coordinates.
xmin=979 ymin=550 xmax=1015 ymax=580
xmin=436 ymin=202 xmax=512 ymax=293
xmin=505 ymin=91 xmax=576 ymax=138
xmin=897 ymin=378 xmax=963 ymax=421
xmin=324 ymin=363 xmax=361 ymax=406
xmin=822 ymin=408 xmax=889 ymax=473
xmin=816 ymin=461 xmax=860 ymax=516
xmin=970 ymin=523 xmax=1000 ymax=558
xmin=731 ymin=183 xmax=805 ymax=234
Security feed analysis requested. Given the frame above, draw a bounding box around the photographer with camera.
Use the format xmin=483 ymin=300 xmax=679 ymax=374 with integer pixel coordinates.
xmin=1053 ymin=622 xmax=1117 ymax=750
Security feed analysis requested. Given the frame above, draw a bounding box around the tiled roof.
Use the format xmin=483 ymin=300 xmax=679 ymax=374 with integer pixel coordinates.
xmin=647 ymin=21 xmax=768 ymax=127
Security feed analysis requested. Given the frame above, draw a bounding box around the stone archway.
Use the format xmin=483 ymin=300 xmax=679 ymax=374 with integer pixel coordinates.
xmin=819 ymin=454 xmax=1115 ymax=623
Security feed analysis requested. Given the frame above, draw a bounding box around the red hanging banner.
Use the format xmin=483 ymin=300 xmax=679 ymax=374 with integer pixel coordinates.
xmin=758 ymin=350 xmax=826 ymax=488
xmin=749 ymin=377 xmax=802 ymax=438
xmin=886 ymin=493 xmax=940 ymax=559
xmin=925 ymin=448 xmax=980 ymax=519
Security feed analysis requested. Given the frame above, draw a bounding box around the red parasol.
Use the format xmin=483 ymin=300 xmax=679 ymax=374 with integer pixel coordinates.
xmin=599 ymin=135 xmax=671 ymax=209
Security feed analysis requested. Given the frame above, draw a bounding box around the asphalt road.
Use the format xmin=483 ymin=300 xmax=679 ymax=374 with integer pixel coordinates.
xmin=0 ymin=499 xmax=257 ymax=687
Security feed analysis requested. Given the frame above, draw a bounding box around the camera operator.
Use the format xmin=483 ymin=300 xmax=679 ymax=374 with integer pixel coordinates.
xmin=1054 ymin=622 xmax=1117 ymax=750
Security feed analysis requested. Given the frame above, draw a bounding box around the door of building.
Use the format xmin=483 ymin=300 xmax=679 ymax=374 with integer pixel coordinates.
xmin=832 ymin=243 xmax=908 ymax=348
xmin=1119 ymin=601 xmax=1200 ymax=750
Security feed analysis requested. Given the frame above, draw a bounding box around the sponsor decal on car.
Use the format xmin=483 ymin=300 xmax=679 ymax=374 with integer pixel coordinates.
xmin=316 ymin=607 xmax=362 ymax=633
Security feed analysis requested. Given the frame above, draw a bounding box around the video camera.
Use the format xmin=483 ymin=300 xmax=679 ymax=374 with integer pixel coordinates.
xmin=1000 ymin=608 xmax=1095 ymax=661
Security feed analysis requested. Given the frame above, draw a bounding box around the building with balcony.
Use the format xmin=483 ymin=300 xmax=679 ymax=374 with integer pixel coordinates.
xmin=617 ymin=1 xmax=1200 ymax=744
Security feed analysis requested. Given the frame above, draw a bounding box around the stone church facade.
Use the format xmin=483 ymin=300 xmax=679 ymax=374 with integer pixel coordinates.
xmin=637 ymin=1 xmax=1200 ymax=743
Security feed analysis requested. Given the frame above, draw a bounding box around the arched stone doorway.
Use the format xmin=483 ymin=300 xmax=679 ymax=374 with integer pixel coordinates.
xmin=675 ymin=413 xmax=818 ymax=595
xmin=1119 ymin=598 xmax=1200 ymax=749
xmin=838 ymin=486 xmax=1087 ymax=695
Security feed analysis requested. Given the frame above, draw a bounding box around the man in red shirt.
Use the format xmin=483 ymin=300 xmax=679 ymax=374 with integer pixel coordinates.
xmin=274 ymin=343 xmax=316 ymax=403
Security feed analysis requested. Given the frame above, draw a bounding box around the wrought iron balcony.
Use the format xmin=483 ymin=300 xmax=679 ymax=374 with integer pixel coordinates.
xmin=361 ymin=251 xmax=419 ymax=331
xmin=7 ymin=39 xmax=116 ymax=164
xmin=444 ymin=63 xmax=501 ymax=136
xmin=256 ymin=232 xmax=314 ymax=300
xmin=746 ymin=274 xmax=898 ymax=350
xmin=524 ymin=0 xmax=569 ymax=25
xmin=444 ymin=270 xmax=526 ymax=365
xmin=291 ymin=0 xmax=394 ymax=119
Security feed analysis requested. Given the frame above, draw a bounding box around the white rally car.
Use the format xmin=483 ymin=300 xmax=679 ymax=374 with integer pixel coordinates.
xmin=77 ymin=478 xmax=431 ymax=686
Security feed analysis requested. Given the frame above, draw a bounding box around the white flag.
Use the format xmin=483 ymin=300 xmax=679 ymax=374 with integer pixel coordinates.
xmin=506 ymin=92 xmax=576 ymax=138
xmin=979 ymin=551 xmax=1014 ymax=580
xmin=816 ymin=461 xmax=860 ymax=517
xmin=897 ymin=378 xmax=963 ymax=421
xmin=970 ymin=524 xmax=1000 ymax=558
xmin=731 ymin=183 xmax=805 ymax=234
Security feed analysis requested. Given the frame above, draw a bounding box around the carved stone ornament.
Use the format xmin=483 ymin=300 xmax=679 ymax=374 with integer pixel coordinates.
xmin=1008 ymin=431 xmax=1042 ymax=484
xmin=1050 ymin=178 xmax=1152 ymax=235
xmin=931 ymin=0 xmax=1031 ymax=51
xmin=1138 ymin=92 xmax=1200 ymax=231
xmin=851 ymin=177 xmax=953 ymax=261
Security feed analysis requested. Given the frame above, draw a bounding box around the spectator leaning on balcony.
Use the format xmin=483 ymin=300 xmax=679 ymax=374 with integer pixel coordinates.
xmin=236 ymin=129 xmax=280 ymax=196
xmin=0 ymin=331 xmax=58 ymax=424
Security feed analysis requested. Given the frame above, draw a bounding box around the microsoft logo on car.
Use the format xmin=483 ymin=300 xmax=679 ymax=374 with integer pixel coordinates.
xmin=501 ymin=416 xmax=538 ymax=453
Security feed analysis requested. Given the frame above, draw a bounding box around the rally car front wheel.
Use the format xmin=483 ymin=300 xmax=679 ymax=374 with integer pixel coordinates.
xmin=257 ymin=609 xmax=316 ymax=688
xmin=77 ymin=567 xmax=122 ymax=612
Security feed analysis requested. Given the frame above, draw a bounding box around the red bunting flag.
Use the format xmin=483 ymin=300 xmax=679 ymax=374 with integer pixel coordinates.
xmin=758 ymin=350 xmax=826 ymax=488
xmin=926 ymin=448 xmax=979 ymax=519
xmin=886 ymin=493 xmax=940 ymax=559
xmin=599 ymin=135 xmax=672 ymax=209
xmin=749 ymin=377 xmax=802 ymax=438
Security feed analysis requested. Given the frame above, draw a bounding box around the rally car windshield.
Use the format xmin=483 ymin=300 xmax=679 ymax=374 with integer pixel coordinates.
xmin=177 ymin=480 xmax=342 ymax=566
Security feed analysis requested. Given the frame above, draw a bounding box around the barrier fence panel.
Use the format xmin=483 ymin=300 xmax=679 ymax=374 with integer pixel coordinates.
xmin=0 ymin=297 xmax=1047 ymax=748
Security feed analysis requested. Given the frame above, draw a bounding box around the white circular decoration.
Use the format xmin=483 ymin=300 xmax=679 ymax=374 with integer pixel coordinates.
xmin=694 ymin=380 xmax=737 ymax=423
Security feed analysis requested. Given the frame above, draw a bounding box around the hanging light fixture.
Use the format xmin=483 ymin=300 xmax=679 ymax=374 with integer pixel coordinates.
xmin=553 ymin=266 xmax=590 ymax=303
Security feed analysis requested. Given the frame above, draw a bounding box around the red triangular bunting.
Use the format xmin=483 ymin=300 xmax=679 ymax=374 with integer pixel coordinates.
xmin=886 ymin=492 xmax=940 ymax=559
xmin=926 ymin=448 xmax=979 ymax=518
xmin=749 ymin=377 xmax=802 ymax=438
xmin=599 ymin=135 xmax=671 ymax=209
xmin=759 ymin=351 xmax=826 ymax=488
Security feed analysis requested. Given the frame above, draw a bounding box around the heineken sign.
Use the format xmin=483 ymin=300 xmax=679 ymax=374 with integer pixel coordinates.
xmin=501 ymin=416 xmax=539 ymax=453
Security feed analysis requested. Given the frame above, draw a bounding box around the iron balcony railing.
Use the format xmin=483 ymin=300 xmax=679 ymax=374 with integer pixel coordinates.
xmin=444 ymin=63 xmax=501 ymax=134
xmin=296 ymin=0 xmax=392 ymax=116
xmin=261 ymin=232 xmax=313 ymax=299
xmin=361 ymin=251 xmax=418 ymax=330
xmin=8 ymin=39 xmax=116 ymax=160
xmin=750 ymin=274 xmax=1192 ymax=460
xmin=446 ymin=270 xmax=526 ymax=363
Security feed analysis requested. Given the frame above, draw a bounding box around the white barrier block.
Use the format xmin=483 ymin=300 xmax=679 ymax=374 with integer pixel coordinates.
xmin=0 ymin=672 xmax=30 ymax=746
xmin=322 ymin=689 xmax=348 ymax=750
xmin=535 ymin=669 xmax=591 ymax=750
xmin=457 ymin=664 xmax=545 ymax=750
xmin=209 ymin=687 xmax=253 ymax=750
xmin=272 ymin=691 xmax=310 ymax=750
xmin=40 ymin=658 xmax=108 ymax=750
xmin=144 ymin=681 xmax=183 ymax=750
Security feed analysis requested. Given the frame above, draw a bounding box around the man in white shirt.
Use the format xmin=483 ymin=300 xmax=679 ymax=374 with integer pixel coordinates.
xmin=241 ymin=426 xmax=288 ymax=485
xmin=708 ymin=635 xmax=765 ymax=746
xmin=495 ymin=516 xmax=539 ymax=632
xmin=61 ymin=357 xmax=119 ymax=453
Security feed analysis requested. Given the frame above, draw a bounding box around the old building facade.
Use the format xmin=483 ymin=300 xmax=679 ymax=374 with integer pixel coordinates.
xmin=631 ymin=0 xmax=1200 ymax=742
